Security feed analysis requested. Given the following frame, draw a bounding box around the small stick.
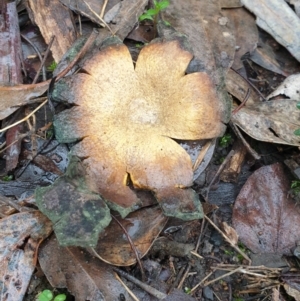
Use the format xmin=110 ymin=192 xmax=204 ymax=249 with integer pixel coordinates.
xmin=82 ymin=0 xmax=113 ymax=34
xmin=111 ymin=215 xmax=146 ymax=282
xmin=177 ymin=219 xmax=205 ymax=289
xmin=229 ymin=121 xmax=261 ymax=160
xmin=100 ymin=0 xmax=109 ymax=19
xmin=32 ymin=35 xmax=55 ymax=84
xmin=205 ymin=150 xmax=235 ymax=200
xmin=230 ymin=67 xmax=267 ymax=102
xmin=21 ymin=34 xmax=46 ymax=81
xmin=191 ymin=270 xmax=215 ymax=293
xmin=114 ymin=272 xmax=140 ymax=301
xmin=0 ymin=99 xmax=48 ymax=133
xmin=205 ymin=267 xmax=242 ymax=287
xmin=113 ymin=268 xmax=167 ymax=300
xmin=204 ymin=215 xmax=251 ymax=264
xmin=232 ymin=88 xmax=250 ymax=114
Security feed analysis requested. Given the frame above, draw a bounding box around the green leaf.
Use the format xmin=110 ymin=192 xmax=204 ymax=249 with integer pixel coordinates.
xmin=153 ymin=0 xmax=158 ymax=7
xmin=146 ymin=8 xmax=159 ymax=15
xmin=139 ymin=14 xmax=154 ymax=21
xmin=54 ymin=294 xmax=67 ymax=301
xmin=38 ymin=290 xmax=53 ymax=301
xmin=297 ymin=102 xmax=300 ymax=110
xmin=156 ymin=0 xmax=170 ymax=10
xmin=294 ymin=128 xmax=300 ymax=136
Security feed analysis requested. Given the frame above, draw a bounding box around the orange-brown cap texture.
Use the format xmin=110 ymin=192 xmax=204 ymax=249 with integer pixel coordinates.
xmin=54 ymin=38 xmax=226 ymax=220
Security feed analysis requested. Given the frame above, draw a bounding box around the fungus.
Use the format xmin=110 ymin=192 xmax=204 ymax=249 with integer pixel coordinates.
xmin=52 ymin=36 xmax=226 ymax=220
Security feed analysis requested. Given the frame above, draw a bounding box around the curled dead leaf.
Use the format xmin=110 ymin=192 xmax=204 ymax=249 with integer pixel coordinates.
xmin=52 ymin=36 xmax=226 ymax=220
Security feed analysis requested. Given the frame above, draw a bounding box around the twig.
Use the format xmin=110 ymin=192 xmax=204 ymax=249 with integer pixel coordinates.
xmin=177 ymin=219 xmax=205 ymax=289
xmin=204 ymin=215 xmax=252 ymax=264
xmin=111 ymin=215 xmax=146 ymax=281
xmin=100 ymin=0 xmax=109 ymax=19
xmin=230 ymin=67 xmax=267 ymax=102
xmin=82 ymin=0 xmax=113 ymax=35
xmin=205 ymin=267 xmax=242 ymax=287
xmin=32 ymin=35 xmax=55 ymax=84
xmin=204 ymin=149 xmax=235 ymax=200
xmin=232 ymin=88 xmax=250 ymax=114
xmin=114 ymin=272 xmax=140 ymax=301
xmin=0 ymin=99 xmax=48 ymax=133
xmin=21 ymin=34 xmax=46 ymax=81
xmin=229 ymin=121 xmax=261 ymax=160
xmin=192 ymin=140 xmax=212 ymax=172
xmin=191 ymin=270 xmax=215 ymax=293
xmin=113 ymin=268 xmax=167 ymax=300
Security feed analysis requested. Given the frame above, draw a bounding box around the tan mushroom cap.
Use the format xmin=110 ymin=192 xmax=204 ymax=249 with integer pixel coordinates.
xmin=54 ymin=39 xmax=225 ymax=218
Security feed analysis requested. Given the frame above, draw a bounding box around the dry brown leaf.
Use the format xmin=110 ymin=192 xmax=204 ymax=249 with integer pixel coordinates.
xmin=232 ymin=163 xmax=300 ymax=255
xmin=284 ymin=283 xmax=300 ymax=301
xmin=0 ymin=81 xmax=49 ymax=120
xmin=231 ymin=98 xmax=300 ymax=146
xmin=0 ymin=211 xmax=52 ymax=300
xmin=93 ymin=206 xmax=168 ymax=266
xmin=39 ymin=235 xmax=130 ymax=301
xmin=52 ymin=36 xmax=226 ymax=220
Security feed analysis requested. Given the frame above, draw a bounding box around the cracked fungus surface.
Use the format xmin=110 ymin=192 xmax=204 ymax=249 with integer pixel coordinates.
xmin=53 ymin=38 xmax=226 ymax=220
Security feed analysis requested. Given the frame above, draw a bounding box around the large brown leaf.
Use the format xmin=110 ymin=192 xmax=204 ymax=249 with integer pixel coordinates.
xmin=232 ymin=163 xmax=300 ymax=255
xmin=93 ymin=206 xmax=168 ymax=266
xmin=39 ymin=235 xmax=130 ymax=301
xmin=52 ymin=35 xmax=226 ymax=221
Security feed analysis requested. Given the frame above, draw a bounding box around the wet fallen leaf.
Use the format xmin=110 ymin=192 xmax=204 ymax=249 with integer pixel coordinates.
xmin=231 ymin=98 xmax=300 ymax=146
xmin=0 ymin=211 xmax=52 ymax=300
xmin=52 ymin=35 xmax=226 ymax=220
xmin=241 ymin=0 xmax=300 ymax=62
xmin=39 ymin=235 xmax=130 ymax=301
xmin=232 ymin=163 xmax=300 ymax=255
xmin=93 ymin=206 xmax=168 ymax=266
xmin=36 ymin=156 xmax=112 ymax=247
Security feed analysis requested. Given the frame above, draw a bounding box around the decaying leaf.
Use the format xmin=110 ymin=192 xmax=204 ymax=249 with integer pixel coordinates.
xmin=232 ymin=163 xmax=300 ymax=255
xmin=231 ymin=98 xmax=300 ymax=146
xmin=39 ymin=235 xmax=130 ymax=301
xmin=36 ymin=156 xmax=112 ymax=247
xmin=51 ymin=35 xmax=226 ymax=221
xmin=93 ymin=206 xmax=168 ymax=266
xmin=0 ymin=211 xmax=52 ymax=300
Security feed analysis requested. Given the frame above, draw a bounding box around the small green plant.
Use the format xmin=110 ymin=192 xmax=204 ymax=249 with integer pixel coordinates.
xmin=37 ymin=289 xmax=66 ymax=301
xmin=184 ymin=287 xmax=192 ymax=294
xmin=219 ymin=133 xmax=233 ymax=148
xmin=2 ymin=175 xmax=13 ymax=181
xmin=47 ymin=61 xmax=58 ymax=72
xmin=291 ymin=180 xmax=300 ymax=195
xmin=294 ymin=102 xmax=300 ymax=135
xmin=139 ymin=0 xmax=170 ymax=25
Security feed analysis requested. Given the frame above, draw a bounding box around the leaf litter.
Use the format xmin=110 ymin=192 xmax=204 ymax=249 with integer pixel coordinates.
xmin=2 ymin=0 xmax=300 ymax=300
